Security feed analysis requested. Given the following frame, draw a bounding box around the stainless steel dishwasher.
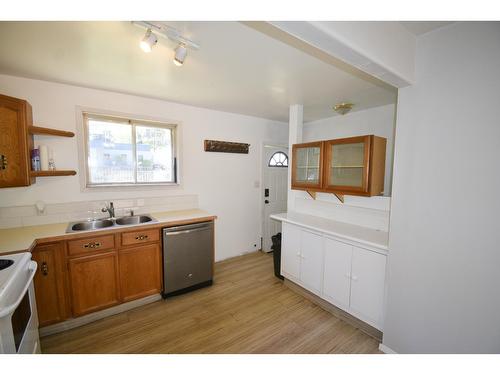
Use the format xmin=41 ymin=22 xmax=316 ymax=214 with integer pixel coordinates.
xmin=162 ymin=221 xmax=214 ymax=298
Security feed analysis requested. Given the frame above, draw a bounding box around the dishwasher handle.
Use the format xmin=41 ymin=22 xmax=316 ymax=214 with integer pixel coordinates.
xmin=164 ymin=222 xmax=212 ymax=235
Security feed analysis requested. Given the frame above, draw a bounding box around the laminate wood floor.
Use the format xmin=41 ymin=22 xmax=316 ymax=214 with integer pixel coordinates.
xmin=41 ymin=251 xmax=381 ymax=354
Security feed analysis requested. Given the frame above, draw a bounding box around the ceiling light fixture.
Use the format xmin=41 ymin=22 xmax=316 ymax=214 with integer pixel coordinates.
xmin=333 ymin=103 xmax=354 ymax=115
xmin=173 ymin=43 xmax=187 ymax=66
xmin=140 ymin=28 xmax=158 ymax=53
xmin=133 ymin=21 xmax=200 ymax=66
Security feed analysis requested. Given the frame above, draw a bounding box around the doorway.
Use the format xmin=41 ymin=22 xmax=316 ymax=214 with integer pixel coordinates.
xmin=261 ymin=143 xmax=289 ymax=252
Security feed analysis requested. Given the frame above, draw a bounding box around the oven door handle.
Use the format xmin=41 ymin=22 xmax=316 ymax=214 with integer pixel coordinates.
xmin=0 ymin=261 xmax=37 ymax=319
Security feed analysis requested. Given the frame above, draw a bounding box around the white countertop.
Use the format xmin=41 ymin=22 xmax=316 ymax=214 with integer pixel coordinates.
xmin=0 ymin=209 xmax=216 ymax=255
xmin=270 ymin=211 xmax=389 ymax=253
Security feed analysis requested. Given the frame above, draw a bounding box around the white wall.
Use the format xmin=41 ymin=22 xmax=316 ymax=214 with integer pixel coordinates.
xmin=303 ymin=103 xmax=396 ymax=196
xmin=0 ymin=74 xmax=288 ymax=261
xmin=383 ymin=22 xmax=500 ymax=353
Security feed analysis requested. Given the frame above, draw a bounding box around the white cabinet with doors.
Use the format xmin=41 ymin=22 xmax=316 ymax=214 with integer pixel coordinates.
xmin=323 ymin=236 xmax=386 ymax=329
xmin=280 ymin=220 xmax=387 ymax=331
xmin=281 ymin=222 xmax=323 ymax=294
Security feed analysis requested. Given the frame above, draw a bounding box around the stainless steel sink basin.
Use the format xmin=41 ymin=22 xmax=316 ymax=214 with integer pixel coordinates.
xmin=70 ymin=219 xmax=114 ymax=231
xmin=115 ymin=215 xmax=153 ymax=225
xmin=66 ymin=214 xmax=156 ymax=233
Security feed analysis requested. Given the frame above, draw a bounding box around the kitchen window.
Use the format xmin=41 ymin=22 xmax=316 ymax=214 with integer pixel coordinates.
xmin=83 ymin=113 xmax=178 ymax=187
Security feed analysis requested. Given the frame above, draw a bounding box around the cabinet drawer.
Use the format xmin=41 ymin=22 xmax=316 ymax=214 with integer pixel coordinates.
xmin=121 ymin=228 xmax=159 ymax=246
xmin=67 ymin=235 xmax=115 ymax=256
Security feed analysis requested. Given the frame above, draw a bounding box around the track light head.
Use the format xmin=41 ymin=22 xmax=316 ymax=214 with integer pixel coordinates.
xmin=140 ymin=28 xmax=157 ymax=53
xmin=173 ymin=43 xmax=187 ymax=66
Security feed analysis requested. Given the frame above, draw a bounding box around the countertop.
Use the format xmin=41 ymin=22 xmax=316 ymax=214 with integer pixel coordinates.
xmin=0 ymin=209 xmax=216 ymax=255
xmin=270 ymin=211 xmax=389 ymax=253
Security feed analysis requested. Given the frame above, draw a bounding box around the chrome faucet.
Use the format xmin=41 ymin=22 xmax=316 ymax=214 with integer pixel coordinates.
xmin=101 ymin=202 xmax=115 ymax=219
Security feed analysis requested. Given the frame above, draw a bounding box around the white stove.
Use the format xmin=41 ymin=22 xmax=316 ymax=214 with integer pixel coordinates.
xmin=0 ymin=252 xmax=40 ymax=354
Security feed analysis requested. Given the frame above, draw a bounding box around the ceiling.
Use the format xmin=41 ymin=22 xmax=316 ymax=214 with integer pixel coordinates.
xmin=400 ymin=21 xmax=454 ymax=36
xmin=0 ymin=21 xmax=397 ymax=122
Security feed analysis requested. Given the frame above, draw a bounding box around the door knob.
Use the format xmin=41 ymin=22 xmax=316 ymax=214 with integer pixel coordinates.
xmin=265 ymin=200 xmax=269 ymax=204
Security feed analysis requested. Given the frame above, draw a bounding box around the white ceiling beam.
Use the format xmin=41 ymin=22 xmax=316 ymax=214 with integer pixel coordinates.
xmin=269 ymin=21 xmax=416 ymax=88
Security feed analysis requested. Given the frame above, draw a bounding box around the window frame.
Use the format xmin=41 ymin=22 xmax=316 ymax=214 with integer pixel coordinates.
xmin=268 ymin=151 xmax=289 ymax=168
xmin=82 ymin=112 xmax=179 ymax=188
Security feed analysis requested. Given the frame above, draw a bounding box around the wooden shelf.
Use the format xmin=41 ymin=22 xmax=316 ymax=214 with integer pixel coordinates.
xmin=29 ymin=126 xmax=75 ymax=138
xmin=30 ymin=170 xmax=77 ymax=177
xmin=331 ymin=166 xmax=364 ymax=168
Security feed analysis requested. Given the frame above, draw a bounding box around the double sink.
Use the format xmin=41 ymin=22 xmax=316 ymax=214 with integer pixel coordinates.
xmin=66 ymin=214 xmax=157 ymax=233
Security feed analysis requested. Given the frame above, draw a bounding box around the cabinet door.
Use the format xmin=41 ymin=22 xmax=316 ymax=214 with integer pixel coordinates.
xmin=119 ymin=244 xmax=161 ymax=302
xmin=0 ymin=94 xmax=33 ymax=188
xmin=323 ymin=136 xmax=370 ymax=194
xmin=291 ymin=141 xmax=324 ymax=190
xmin=299 ymin=230 xmax=324 ymax=294
xmin=349 ymin=247 xmax=387 ymax=329
xmin=68 ymin=252 xmax=120 ymax=316
xmin=322 ymin=238 xmax=352 ymax=309
xmin=281 ymin=222 xmax=301 ymax=281
xmin=32 ymin=243 xmax=68 ymax=326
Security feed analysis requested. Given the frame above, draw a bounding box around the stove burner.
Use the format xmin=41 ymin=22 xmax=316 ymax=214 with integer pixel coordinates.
xmin=0 ymin=259 xmax=14 ymax=271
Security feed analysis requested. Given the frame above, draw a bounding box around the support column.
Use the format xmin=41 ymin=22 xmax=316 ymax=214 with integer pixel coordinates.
xmin=287 ymin=104 xmax=303 ymax=212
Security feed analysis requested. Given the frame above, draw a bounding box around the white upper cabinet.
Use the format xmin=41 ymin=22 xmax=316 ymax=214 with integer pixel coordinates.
xmin=281 ymin=222 xmax=301 ymax=280
xmin=323 ymin=237 xmax=352 ymax=310
xmin=299 ymin=230 xmax=323 ymax=294
xmin=349 ymin=247 xmax=387 ymax=328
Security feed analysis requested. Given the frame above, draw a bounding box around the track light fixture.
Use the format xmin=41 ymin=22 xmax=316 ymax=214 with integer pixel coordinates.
xmin=133 ymin=21 xmax=200 ymax=66
xmin=173 ymin=43 xmax=187 ymax=66
xmin=140 ymin=28 xmax=157 ymax=53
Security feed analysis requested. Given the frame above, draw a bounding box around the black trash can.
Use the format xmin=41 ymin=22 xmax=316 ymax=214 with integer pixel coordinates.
xmin=271 ymin=232 xmax=284 ymax=280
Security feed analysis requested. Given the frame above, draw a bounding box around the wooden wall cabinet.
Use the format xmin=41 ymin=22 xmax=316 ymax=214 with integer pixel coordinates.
xmin=0 ymin=93 xmax=76 ymax=188
xmin=0 ymin=93 xmax=34 ymax=187
xmin=291 ymin=141 xmax=324 ymax=190
xmin=291 ymin=135 xmax=386 ymax=198
xmin=32 ymin=243 xmax=70 ymax=327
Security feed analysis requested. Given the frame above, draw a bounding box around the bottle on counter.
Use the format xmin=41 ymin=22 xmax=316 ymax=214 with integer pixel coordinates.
xmin=31 ymin=148 xmax=41 ymax=171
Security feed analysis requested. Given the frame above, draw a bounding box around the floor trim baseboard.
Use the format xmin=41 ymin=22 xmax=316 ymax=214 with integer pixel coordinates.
xmin=378 ymin=343 xmax=398 ymax=354
xmin=39 ymin=294 xmax=162 ymax=337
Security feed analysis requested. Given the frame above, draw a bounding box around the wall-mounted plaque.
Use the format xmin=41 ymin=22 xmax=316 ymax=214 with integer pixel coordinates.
xmin=204 ymin=140 xmax=250 ymax=154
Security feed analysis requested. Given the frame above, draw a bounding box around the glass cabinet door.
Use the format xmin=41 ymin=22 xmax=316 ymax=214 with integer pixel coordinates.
xmin=292 ymin=142 xmax=323 ymax=188
xmin=325 ymin=136 xmax=369 ymax=192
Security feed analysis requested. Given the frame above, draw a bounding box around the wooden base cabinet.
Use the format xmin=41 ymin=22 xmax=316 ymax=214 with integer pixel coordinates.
xmin=32 ymin=243 xmax=69 ymax=327
xmin=119 ymin=244 xmax=162 ymax=302
xmin=281 ymin=222 xmax=387 ymax=330
xmin=68 ymin=252 xmax=120 ymax=316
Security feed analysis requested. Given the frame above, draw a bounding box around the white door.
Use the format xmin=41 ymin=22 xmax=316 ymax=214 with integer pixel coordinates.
xmin=281 ymin=222 xmax=301 ymax=281
xmin=349 ymin=246 xmax=387 ymax=329
xmin=299 ymin=229 xmax=324 ymax=294
xmin=323 ymin=237 xmax=353 ymax=310
xmin=262 ymin=145 xmax=288 ymax=252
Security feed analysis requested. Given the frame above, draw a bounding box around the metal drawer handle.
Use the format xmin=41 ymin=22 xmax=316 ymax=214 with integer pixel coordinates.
xmin=0 ymin=154 xmax=7 ymax=170
xmin=83 ymin=241 xmax=102 ymax=249
xmin=41 ymin=261 xmax=48 ymax=276
xmin=135 ymin=235 xmax=149 ymax=240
